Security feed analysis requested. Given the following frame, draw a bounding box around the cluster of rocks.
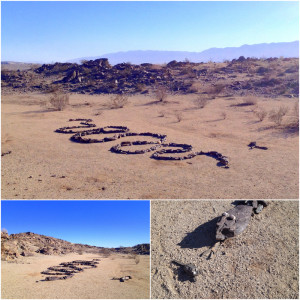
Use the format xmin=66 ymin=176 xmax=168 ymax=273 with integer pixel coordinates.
xmin=40 ymin=259 xmax=100 ymax=281
xmin=70 ymin=126 xmax=130 ymax=143
xmin=151 ymin=143 xmax=195 ymax=161
xmin=2 ymin=57 xmax=298 ymax=97
xmin=2 ymin=232 xmax=102 ymax=260
xmin=55 ymin=118 xmax=96 ymax=134
xmin=55 ymin=119 xmax=229 ymax=166
xmin=114 ymin=243 xmax=150 ymax=255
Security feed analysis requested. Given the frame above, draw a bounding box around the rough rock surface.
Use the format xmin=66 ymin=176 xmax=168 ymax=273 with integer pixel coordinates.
xmin=1 ymin=232 xmax=150 ymax=261
xmin=1 ymin=57 xmax=298 ymax=98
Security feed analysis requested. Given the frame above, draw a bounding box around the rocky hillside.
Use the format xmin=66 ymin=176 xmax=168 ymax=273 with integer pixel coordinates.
xmin=1 ymin=57 xmax=298 ymax=98
xmin=1 ymin=231 xmax=150 ymax=260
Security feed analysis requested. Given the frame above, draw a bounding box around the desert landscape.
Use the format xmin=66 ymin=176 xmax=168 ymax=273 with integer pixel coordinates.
xmin=1 ymin=58 xmax=299 ymax=200
xmin=1 ymin=231 xmax=150 ymax=299
xmin=151 ymin=200 xmax=299 ymax=299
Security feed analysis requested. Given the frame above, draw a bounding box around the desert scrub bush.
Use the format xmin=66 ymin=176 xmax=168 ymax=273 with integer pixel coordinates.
xmin=109 ymin=94 xmax=129 ymax=109
xmin=289 ymin=102 xmax=299 ymax=129
xmin=154 ymin=85 xmax=168 ymax=102
xmin=135 ymin=83 xmax=146 ymax=92
xmin=268 ymin=105 xmax=289 ymax=126
xmin=242 ymin=96 xmax=257 ymax=106
xmin=98 ymin=248 xmax=111 ymax=258
xmin=174 ymin=111 xmax=183 ymax=122
xmin=253 ymin=108 xmax=267 ymax=122
xmin=49 ymin=92 xmax=69 ymax=111
xmin=221 ymin=112 xmax=227 ymax=120
xmin=158 ymin=110 xmax=165 ymax=117
xmin=187 ymin=82 xmax=198 ymax=93
xmin=205 ymin=84 xmax=225 ymax=98
xmin=194 ymin=95 xmax=209 ymax=109
xmin=134 ymin=255 xmax=140 ymax=265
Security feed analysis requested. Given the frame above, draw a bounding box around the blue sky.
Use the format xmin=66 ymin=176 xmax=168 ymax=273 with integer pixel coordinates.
xmin=1 ymin=200 xmax=150 ymax=248
xmin=1 ymin=1 xmax=299 ymax=62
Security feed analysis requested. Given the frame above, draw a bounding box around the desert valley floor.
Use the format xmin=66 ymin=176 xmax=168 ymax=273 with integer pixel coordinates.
xmin=1 ymin=253 xmax=149 ymax=299
xmin=1 ymin=93 xmax=298 ymax=199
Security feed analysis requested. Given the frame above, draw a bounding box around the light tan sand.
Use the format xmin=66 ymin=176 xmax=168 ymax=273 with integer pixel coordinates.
xmin=1 ymin=252 xmax=150 ymax=299
xmin=1 ymin=93 xmax=298 ymax=199
xmin=151 ymin=200 xmax=299 ymax=299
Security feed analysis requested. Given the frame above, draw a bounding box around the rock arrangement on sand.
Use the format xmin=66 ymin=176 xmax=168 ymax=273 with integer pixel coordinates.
xmin=1 ymin=150 xmax=12 ymax=157
xmin=40 ymin=259 xmax=100 ymax=281
xmin=55 ymin=119 xmax=229 ymax=167
xmin=55 ymin=118 xmax=96 ymax=134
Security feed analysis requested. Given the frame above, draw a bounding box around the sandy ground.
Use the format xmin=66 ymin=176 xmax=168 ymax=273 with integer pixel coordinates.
xmin=151 ymin=200 xmax=299 ymax=299
xmin=1 ymin=252 xmax=150 ymax=299
xmin=1 ymin=93 xmax=298 ymax=199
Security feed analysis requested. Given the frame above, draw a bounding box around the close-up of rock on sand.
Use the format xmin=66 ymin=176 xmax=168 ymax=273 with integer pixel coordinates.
xmin=151 ymin=200 xmax=298 ymax=299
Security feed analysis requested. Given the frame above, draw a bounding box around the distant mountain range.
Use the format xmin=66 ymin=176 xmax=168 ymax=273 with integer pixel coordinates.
xmin=68 ymin=41 xmax=299 ymax=65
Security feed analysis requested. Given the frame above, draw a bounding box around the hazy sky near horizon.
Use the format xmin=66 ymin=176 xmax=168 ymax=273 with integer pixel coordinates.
xmin=1 ymin=201 xmax=150 ymax=247
xmin=1 ymin=1 xmax=299 ymax=62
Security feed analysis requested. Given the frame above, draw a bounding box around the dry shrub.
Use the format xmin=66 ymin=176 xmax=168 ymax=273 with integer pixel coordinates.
xmin=109 ymin=94 xmax=129 ymax=109
xmin=154 ymin=85 xmax=168 ymax=102
xmin=98 ymin=248 xmax=111 ymax=258
xmin=158 ymin=110 xmax=165 ymax=117
xmin=221 ymin=112 xmax=227 ymax=120
xmin=134 ymin=255 xmax=140 ymax=265
xmin=242 ymin=96 xmax=257 ymax=106
xmin=194 ymin=95 xmax=209 ymax=109
xmin=288 ymin=102 xmax=299 ymax=129
xmin=49 ymin=92 xmax=69 ymax=111
xmin=206 ymin=84 xmax=225 ymax=97
xmin=253 ymin=108 xmax=267 ymax=122
xmin=269 ymin=105 xmax=289 ymax=126
xmin=128 ymin=253 xmax=140 ymax=264
xmin=174 ymin=111 xmax=183 ymax=122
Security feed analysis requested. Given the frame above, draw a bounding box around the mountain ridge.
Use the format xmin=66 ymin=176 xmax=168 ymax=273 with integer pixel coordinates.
xmin=67 ymin=41 xmax=299 ymax=65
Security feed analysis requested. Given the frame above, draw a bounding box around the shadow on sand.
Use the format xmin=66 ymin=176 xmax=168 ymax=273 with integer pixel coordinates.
xmin=178 ymin=216 xmax=219 ymax=250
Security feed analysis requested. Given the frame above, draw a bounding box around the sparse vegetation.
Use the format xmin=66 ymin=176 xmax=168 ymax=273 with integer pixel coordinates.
xmin=174 ymin=111 xmax=183 ymax=122
xmin=49 ymin=92 xmax=70 ymax=111
xmin=134 ymin=255 xmax=140 ymax=264
xmin=253 ymin=108 xmax=267 ymax=122
xmin=269 ymin=105 xmax=289 ymax=126
xmin=98 ymin=248 xmax=111 ymax=258
xmin=221 ymin=112 xmax=227 ymax=120
xmin=194 ymin=95 xmax=209 ymax=109
xmin=154 ymin=85 xmax=168 ymax=102
xmin=158 ymin=110 xmax=165 ymax=117
xmin=205 ymin=83 xmax=225 ymax=98
xmin=242 ymin=96 xmax=257 ymax=106
xmin=288 ymin=101 xmax=299 ymax=130
xmin=108 ymin=94 xmax=129 ymax=109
